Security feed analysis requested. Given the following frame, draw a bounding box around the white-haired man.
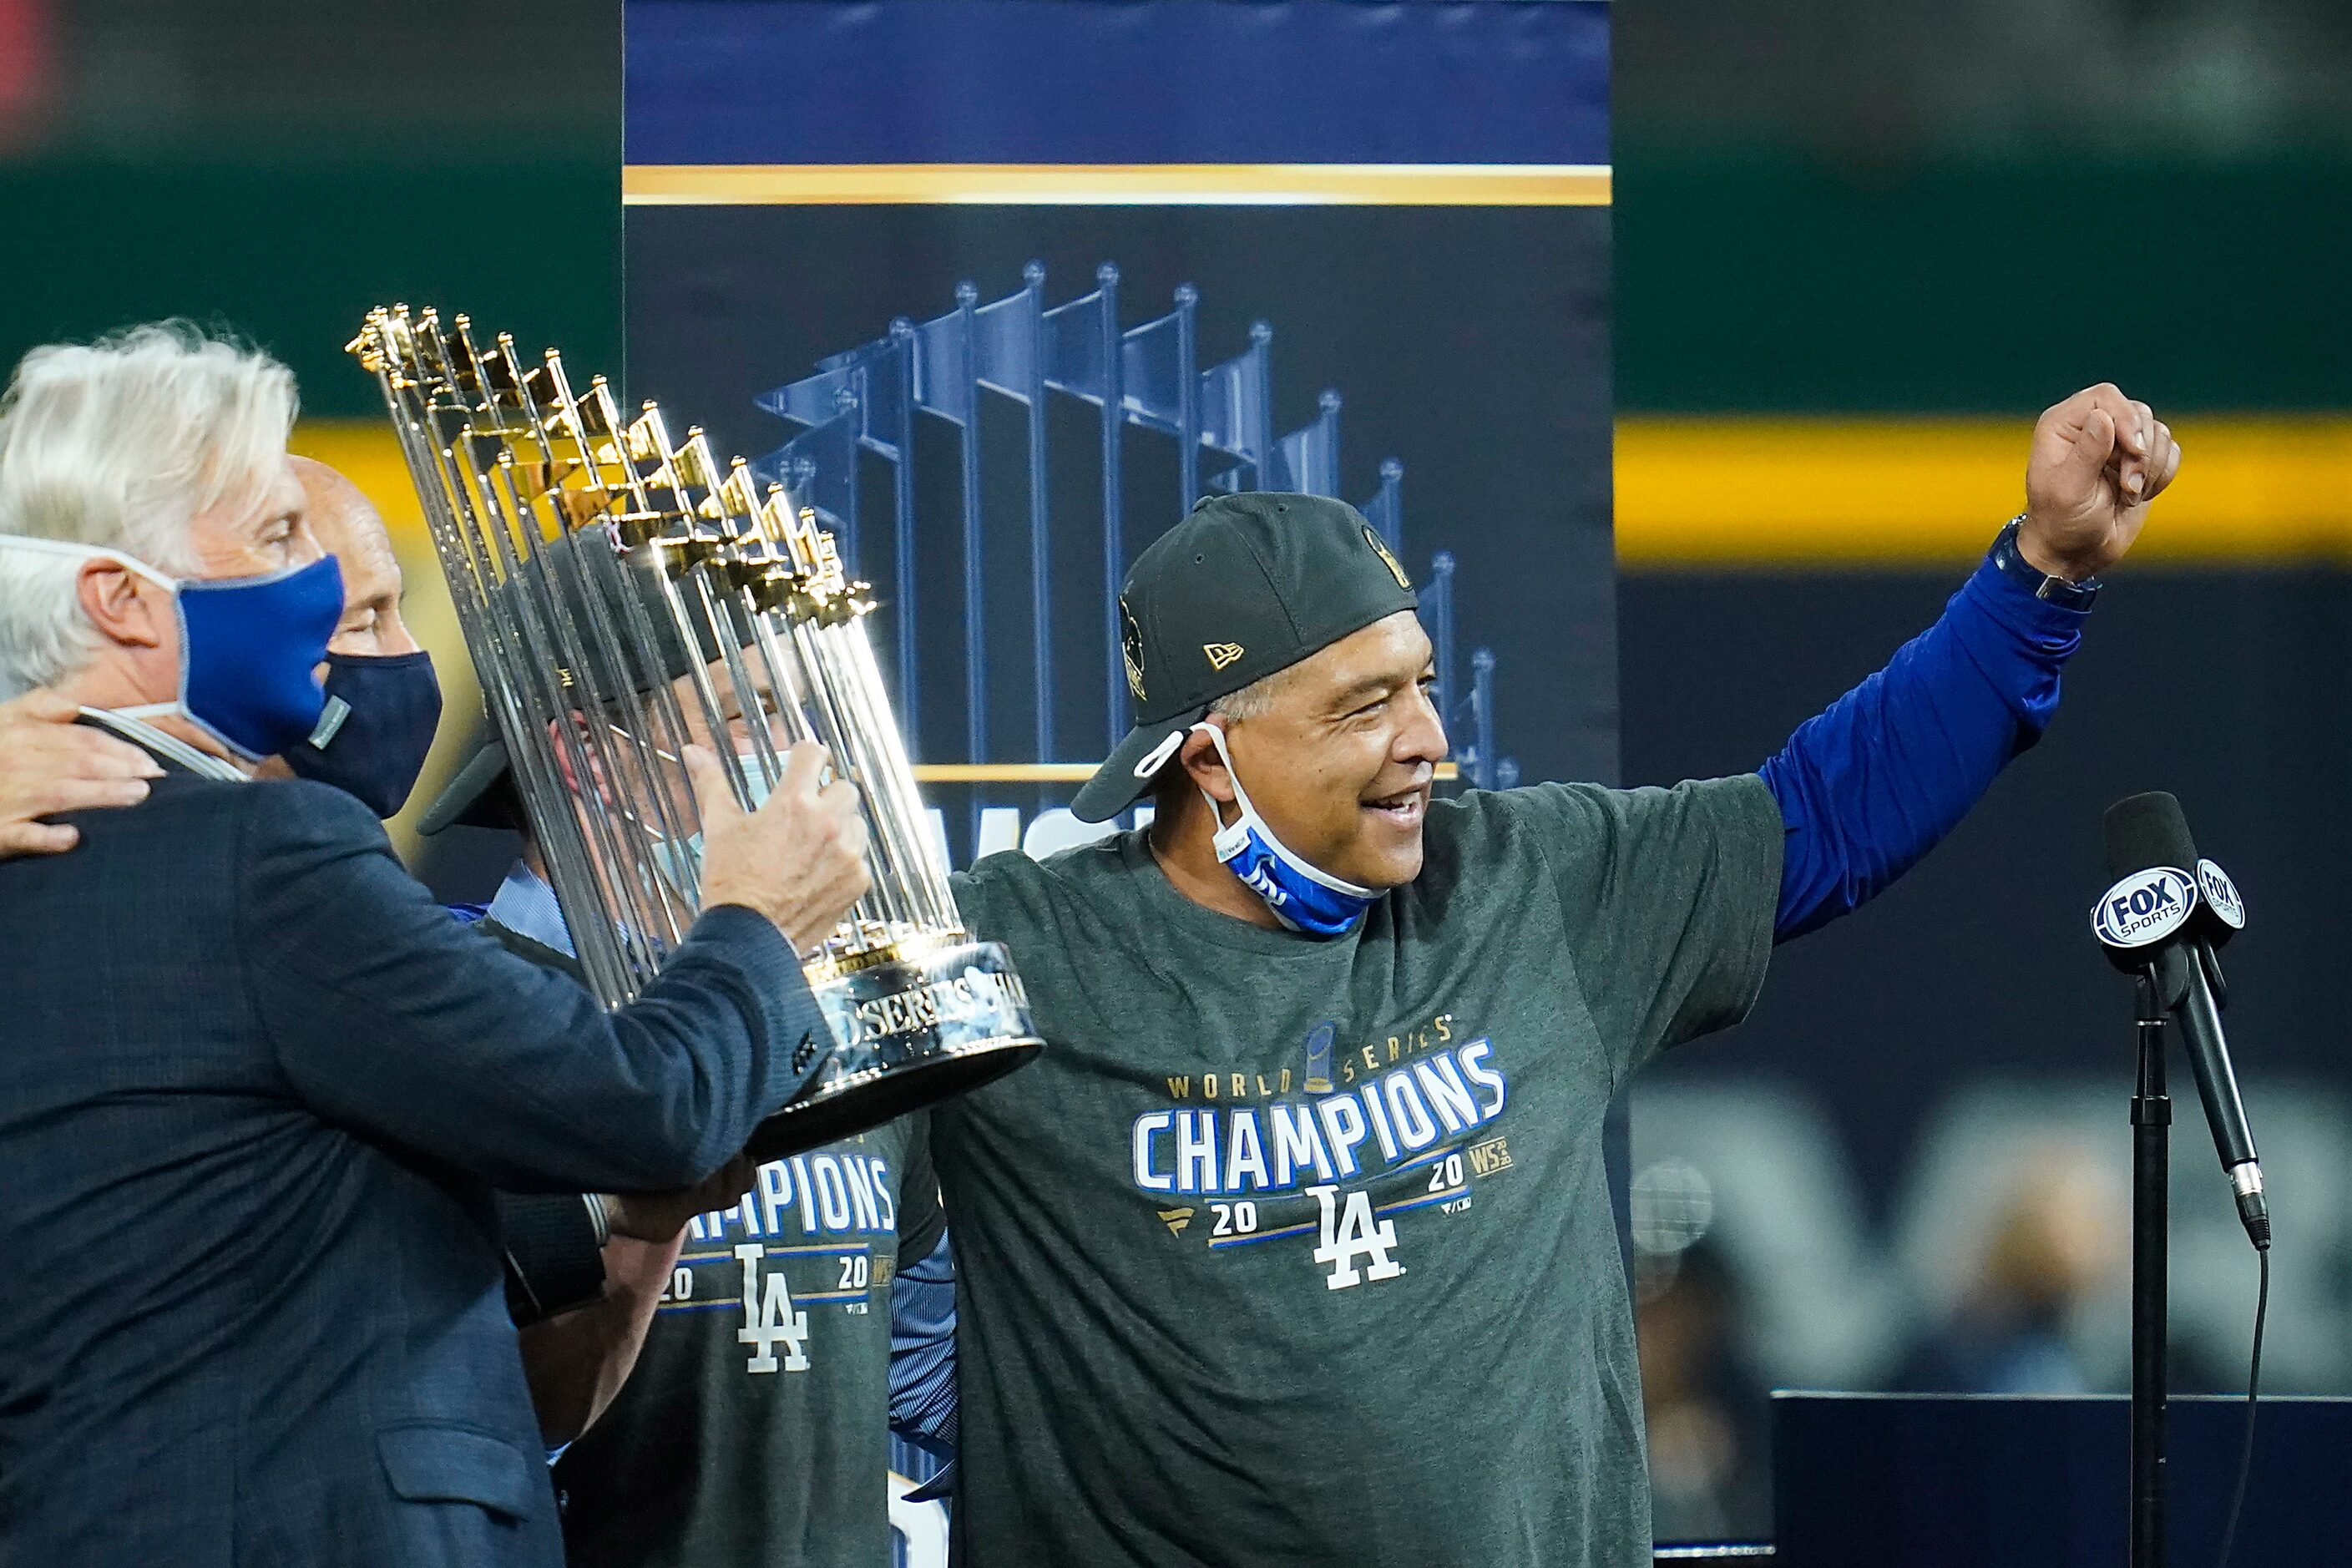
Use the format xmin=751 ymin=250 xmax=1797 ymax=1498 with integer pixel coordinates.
xmin=0 ymin=322 xmax=873 ymax=1568
xmin=0 ymin=447 xmax=778 ymax=1436
xmin=0 ymin=453 xmax=437 ymax=850
xmin=0 ymin=453 xmax=441 ymax=837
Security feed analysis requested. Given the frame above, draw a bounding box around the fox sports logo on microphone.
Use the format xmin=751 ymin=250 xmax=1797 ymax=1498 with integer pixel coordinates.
xmin=2091 ymin=866 xmax=2199 ymax=949
xmin=2195 ymin=857 xmax=2246 ymax=930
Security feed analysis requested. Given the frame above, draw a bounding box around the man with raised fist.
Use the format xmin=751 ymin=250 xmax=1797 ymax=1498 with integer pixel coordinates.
xmin=931 ymin=385 xmax=2177 ymax=1567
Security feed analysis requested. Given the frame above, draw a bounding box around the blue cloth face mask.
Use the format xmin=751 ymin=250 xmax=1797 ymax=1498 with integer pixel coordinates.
xmin=0 ymin=534 xmax=343 ymax=762
xmin=282 ymin=650 xmax=443 ymax=817
xmin=1193 ymin=721 xmax=1378 ymax=937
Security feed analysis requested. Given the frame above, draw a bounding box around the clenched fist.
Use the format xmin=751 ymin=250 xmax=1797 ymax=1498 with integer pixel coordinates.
xmin=2020 ymin=383 xmax=2183 ymax=582
xmin=689 ymin=741 xmax=871 ymax=953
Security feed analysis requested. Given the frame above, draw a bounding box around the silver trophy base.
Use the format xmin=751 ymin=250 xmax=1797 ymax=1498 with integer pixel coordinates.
xmin=745 ymin=938 xmax=1042 ymax=1163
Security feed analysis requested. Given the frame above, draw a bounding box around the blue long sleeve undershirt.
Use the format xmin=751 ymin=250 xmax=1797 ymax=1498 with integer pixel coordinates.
xmin=1758 ymin=547 xmax=2090 ymax=943
xmin=888 ymin=1229 xmax=959 ymax=1449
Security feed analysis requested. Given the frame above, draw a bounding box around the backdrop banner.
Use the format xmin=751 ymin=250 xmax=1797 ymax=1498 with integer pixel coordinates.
xmin=623 ymin=1 xmax=1614 ymax=1554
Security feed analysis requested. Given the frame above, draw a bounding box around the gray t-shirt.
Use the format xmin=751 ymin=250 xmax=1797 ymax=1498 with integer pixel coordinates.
xmin=938 ymin=776 xmax=1781 ymax=1567
xmin=554 ymin=1118 xmax=942 ymax=1567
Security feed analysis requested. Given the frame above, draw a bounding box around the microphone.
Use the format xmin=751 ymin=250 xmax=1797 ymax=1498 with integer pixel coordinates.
xmin=2093 ymin=792 xmax=2268 ymax=1248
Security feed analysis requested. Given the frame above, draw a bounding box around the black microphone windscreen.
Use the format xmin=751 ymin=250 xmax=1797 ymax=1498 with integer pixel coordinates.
xmin=2105 ymin=792 xmax=2199 ymax=878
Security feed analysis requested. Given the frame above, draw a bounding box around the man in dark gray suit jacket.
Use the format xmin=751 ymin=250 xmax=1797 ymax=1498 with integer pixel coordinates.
xmin=0 ymin=325 xmax=871 ymax=1566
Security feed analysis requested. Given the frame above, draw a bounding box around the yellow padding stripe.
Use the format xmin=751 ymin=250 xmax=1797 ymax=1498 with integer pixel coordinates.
xmin=623 ymin=163 xmax=1611 ymax=207
xmin=1616 ymin=417 xmax=2352 ymax=568
xmin=305 ymin=413 xmax=2352 ymax=572
xmin=293 ymin=422 xmax=429 ymax=540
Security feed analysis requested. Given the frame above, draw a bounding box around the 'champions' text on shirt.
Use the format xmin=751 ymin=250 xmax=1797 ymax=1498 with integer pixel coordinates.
xmin=1130 ymin=1039 xmax=1505 ymax=1194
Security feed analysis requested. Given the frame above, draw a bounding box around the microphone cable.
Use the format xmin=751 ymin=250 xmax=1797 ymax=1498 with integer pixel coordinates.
xmin=2215 ymin=1243 xmax=2270 ymax=1568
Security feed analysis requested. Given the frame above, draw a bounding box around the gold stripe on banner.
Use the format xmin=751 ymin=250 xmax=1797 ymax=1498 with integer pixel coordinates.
xmin=622 ymin=163 xmax=1612 ymax=207
xmin=1616 ymin=416 xmax=2352 ymax=569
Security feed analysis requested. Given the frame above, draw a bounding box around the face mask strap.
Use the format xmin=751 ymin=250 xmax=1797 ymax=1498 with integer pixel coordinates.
xmin=0 ymin=533 xmax=180 ymax=592
xmin=1191 ymin=722 xmax=1252 ymax=839
xmin=1192 ymin=721 xmax=1375 ymax=898
xmin=3 ymin=537 xmax=337 ymax=766
xmin=0 ymin=534 xmax=220 ymax=742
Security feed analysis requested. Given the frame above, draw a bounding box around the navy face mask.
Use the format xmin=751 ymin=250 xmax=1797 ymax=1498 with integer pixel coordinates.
xmin=282 ymin=650 xmax=443 ymax=817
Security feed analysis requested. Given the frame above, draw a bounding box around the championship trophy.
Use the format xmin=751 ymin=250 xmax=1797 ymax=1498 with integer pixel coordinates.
xmin=351 ymin=305 xmax=1041 ymax=1160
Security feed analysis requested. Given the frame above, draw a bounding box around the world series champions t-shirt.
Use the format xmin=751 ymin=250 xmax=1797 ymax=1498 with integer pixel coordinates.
xmin=938 ymin=776 xmax=1782 ymax=1568
xmin=554 ymin=1115 xmax=943 ymax=1567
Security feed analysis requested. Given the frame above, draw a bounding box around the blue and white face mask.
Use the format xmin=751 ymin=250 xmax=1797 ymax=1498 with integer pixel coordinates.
xmin=1194 ymin=721 xmax=1378 ymax=937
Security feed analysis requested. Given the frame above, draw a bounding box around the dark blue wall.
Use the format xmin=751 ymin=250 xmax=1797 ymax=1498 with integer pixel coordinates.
xmin=1622 ymin=565 xmax=2352 ymax=1198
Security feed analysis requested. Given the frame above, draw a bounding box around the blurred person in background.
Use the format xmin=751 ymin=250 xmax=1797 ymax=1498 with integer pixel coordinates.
xmin=1896 ymin=1143 xmax=2123 ymax=1393
xmin=1637 ymin=1239 xmax=1772 ymax=1542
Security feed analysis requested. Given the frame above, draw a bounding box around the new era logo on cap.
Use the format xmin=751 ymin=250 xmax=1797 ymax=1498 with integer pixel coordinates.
xmin=1203 ymin=642 xmax=1245 ymax=671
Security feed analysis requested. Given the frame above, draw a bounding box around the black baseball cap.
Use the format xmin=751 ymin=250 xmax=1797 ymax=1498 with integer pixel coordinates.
xmin=417 ymin=524 xmax=751 ymax=836
xmin=417 ymin=731 xmax=522 ymax=833
xmin=1070 ymin=492 xmax=1419 ymax=824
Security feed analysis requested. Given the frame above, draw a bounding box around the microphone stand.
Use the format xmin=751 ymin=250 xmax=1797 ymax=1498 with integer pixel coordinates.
xmin=2130 ymin=970 xmax=2172 ymax=1568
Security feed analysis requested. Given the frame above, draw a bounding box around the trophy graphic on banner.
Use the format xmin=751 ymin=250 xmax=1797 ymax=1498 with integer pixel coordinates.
xmin=351 ymin=305 xmax=1042 ymax=1160
xmin=748 ymin=261 xmax=1516 ymax=864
